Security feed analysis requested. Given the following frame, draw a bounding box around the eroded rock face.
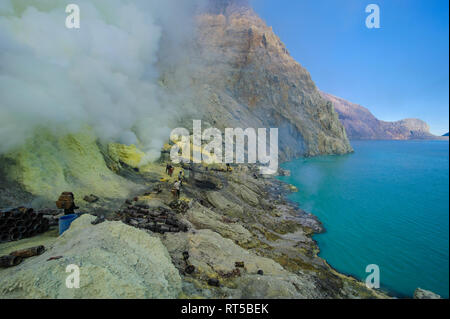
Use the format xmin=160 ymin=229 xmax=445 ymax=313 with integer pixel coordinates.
xmin=170 ymin=2 xmax=353 ymax=161
xmin=321 ymin=92 xmax=442 ymax=140
xmin=0 ymin=215 xmax=182 ymax=299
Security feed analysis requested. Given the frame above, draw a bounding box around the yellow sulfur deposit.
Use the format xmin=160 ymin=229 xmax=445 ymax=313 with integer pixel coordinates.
xmin=3 ymin=128 xmax=138 ymax=202
xmin=108 ymin=143 xmax=146 ymax=168
xmin=108 ymin=143 xmax=171 ymax=175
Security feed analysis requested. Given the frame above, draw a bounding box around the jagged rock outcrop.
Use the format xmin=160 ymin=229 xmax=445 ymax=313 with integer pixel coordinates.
xmin=321 ymin=92 xmax=443 ymax=140
xmin=170 ymin=0 xmax=353 ymax=161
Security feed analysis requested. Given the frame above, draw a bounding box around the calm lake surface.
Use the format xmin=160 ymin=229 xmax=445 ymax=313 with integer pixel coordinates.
xmin=279 ymin=140 xmax=449 ymax=298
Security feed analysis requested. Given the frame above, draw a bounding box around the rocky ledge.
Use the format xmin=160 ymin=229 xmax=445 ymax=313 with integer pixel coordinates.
xmin=0 ymin=162 xmax=388 ymax=299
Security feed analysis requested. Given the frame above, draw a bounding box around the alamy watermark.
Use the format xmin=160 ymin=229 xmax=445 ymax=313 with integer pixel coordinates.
xmin=169 ymin=120 xmax=279 ymax=175
xmin=65 ymin=3 xmax=381 ymax=30
xmin=65 ymin=4 xmax=80 ymax=29
xmin=366 ymin=4 xmax=381 ymax=29
xmin=66 ymin=264 xmax=80 ymax=289
xmin=365 ymin=264 xmax=380 ymax=289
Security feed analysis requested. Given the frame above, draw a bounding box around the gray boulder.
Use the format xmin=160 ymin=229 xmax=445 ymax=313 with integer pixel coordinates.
xmin=413 ymin=288 xmax=441 ymax=299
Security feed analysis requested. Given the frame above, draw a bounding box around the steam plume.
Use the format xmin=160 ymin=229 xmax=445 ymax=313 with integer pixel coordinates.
xmin=0 ymin=0 xmax=201 ymax=163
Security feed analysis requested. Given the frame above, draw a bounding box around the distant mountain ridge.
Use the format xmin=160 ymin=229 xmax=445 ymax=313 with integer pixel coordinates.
xmin=321 ymin=92 xmax=445 ymax=140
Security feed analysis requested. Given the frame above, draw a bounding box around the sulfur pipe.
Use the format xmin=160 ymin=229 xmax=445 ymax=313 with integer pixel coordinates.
xmin=0 ymin=255 xmax=23 ymax=268
xmin=10 ymin=245 xmax=45 ymax=258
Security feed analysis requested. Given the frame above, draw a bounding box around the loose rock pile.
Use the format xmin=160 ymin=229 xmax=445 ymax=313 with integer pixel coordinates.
xmin=0 ymin=207 xmax=51 ymax=243
xmin=116 ymin=203 xmax=189 ymax=234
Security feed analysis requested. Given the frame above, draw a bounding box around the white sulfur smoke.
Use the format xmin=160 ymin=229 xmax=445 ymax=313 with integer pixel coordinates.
xmin=0 ymin=0 xmax=202 ymax=163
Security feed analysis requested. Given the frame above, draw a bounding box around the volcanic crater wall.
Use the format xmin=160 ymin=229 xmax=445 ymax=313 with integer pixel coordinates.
xmin=179 ymin=3 xmax=353 ymax=161
xmin=1 ymin=0 xmax=353 ymax=206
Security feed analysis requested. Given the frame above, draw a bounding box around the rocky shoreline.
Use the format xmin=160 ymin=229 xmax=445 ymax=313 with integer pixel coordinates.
xmin=0 ymin=161 xmax=389 ymax=299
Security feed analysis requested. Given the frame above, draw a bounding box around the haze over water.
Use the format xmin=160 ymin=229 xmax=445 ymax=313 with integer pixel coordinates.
xmin=280 ymin=140 xmax=449 ymax=298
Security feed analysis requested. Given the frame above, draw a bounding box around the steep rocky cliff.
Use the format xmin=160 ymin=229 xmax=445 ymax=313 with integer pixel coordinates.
xmin=170 ymin=1 xmax=353 ymax=161
xmin=321 ymin=92 xmax=442 ymax=140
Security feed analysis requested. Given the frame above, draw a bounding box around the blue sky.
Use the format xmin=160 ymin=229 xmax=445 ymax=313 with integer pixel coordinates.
xmin=253 ymin=0 xmax=449 ymax=135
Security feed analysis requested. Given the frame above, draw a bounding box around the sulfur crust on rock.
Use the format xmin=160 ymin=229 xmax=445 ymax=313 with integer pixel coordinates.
xmin=107 ymin=143 xmax=146 ymax=168
xmin=3 ymin=128 xmax=138 ymax=202
xmin=0 ymin=215 xmax=182 ymax=299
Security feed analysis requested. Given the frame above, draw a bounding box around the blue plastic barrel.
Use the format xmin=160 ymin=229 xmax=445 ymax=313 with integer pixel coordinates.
xmin=59 ymin=214 xmax=79 ymax=236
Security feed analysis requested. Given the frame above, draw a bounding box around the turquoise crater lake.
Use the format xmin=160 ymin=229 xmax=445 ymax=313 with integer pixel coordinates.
xmin=279 ymin=140 xmax=449 ymax=298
